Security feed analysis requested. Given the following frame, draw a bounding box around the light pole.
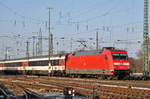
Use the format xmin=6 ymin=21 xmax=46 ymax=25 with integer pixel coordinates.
xmin=32 ymin=36 xmax=36 ymax=57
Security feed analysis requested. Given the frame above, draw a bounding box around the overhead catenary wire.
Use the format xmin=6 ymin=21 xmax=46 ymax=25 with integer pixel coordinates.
xmin=0 ymin=1 xmax=45 ymax=24
xmin=68 ymin=0 xmax=116 ymax=19
xmin=56 ymin=21 xmax=143 ymax=37
xmin=69 ymin=0 xmax=121 ymax=24
xmin=55 ymin=0 xmax=134 ymax=28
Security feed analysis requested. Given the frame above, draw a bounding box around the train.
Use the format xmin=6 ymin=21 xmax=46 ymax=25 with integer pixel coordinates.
xmin=0 ymin=47 xmax=130 ymax=79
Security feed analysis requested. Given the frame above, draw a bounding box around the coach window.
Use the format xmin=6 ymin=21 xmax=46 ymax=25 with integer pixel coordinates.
xmin=29 ymin=61 xmax=36 ymax=66
xmin=19 ymin=62 xmax=22 ymax=66
xmin=29 ymin=61 xmax=31 ymax=66
xmin=39 ymin=61 xmax=42 ymax=66
xmin=17 ymin=62 xmax=20 ymax=66
xmin=41 ymin=61 xmax=46 ymax=66
xmin=43 ymin=61 xmax=47 ymax=66
xmin=55 ymin=60 xmax=59 ymax=65
xmin=12 ymin=63 xmax=15 ymax=66
xmin=38 ymin=61 xmax=40 ymax=66
xmin=59 ymin=60 xmax=64 ymax=65
xmin=40 ymin=61 xmax=43 ymax=66
xmin=54 ymin=60 xmax=57 ymax=65
xmin=44 ymin=60 xmax=48 ymax=66
xmin=13 ymin=63 xmax=15 ymax=66
xmin=51 ymin=60 xmax=59 ymax=66
xmin=30 ymin=61 xmax=34 ymax=66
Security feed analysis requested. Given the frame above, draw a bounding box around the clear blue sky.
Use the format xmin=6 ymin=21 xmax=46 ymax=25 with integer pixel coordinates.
xmin=0 ymin=0 xmax=148 ymax=59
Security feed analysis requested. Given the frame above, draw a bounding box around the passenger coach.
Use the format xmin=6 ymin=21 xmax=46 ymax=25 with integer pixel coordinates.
xmin=0 ymin=55 xmax=66 ymax=75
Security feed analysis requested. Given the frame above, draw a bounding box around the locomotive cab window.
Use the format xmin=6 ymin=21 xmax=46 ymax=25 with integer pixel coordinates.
xmin=112 ymin=54 xmax=128 ymax=60
xmin=120 ymin=54 xmax=128 ymax=59
xmin=112 ymin=54 xmax=119 ymax=59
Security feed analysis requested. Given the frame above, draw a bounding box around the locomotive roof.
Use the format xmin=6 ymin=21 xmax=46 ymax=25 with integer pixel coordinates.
xmin=72 ymin=50 xmax=103 ymax=56
xmin=72 ymin=47 xmax=125 ymax=57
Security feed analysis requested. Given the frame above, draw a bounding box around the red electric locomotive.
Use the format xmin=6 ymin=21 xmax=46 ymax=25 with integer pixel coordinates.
xmin=65 ymin=47 xmax=130 ymax=79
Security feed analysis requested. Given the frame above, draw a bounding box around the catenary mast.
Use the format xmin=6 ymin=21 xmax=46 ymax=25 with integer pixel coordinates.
xmin=143 ymin=0 xmax=149 ymax=77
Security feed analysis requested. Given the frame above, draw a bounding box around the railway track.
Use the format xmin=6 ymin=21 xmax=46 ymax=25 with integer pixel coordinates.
xmin=0 ymin=75 xmax=150 ymax=99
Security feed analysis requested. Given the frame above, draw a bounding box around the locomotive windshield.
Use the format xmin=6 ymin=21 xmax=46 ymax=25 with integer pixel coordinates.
xmin=112 ymin=54 xmax=128 ymax=60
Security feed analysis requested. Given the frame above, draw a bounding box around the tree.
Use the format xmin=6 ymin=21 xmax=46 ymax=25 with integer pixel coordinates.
xmin=130 ymin=49 xmax=143 ymax=73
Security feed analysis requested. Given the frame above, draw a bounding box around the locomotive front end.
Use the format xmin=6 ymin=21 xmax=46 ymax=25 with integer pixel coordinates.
xmin=111 ymin=51 xmax=130 ymax=78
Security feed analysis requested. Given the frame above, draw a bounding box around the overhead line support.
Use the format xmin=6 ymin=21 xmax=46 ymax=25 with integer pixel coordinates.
xmin=143 ymin=0 xmax=149 ymax=77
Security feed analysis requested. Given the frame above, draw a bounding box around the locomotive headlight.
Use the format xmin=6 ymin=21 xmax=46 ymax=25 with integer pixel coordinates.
xmin=123 ymin=63 xmax=129 ymax=65
xmin=114 ymin=63 xmax=120 ymax=65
